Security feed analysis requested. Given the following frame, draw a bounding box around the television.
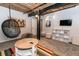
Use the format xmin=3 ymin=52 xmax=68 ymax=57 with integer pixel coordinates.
xmin=60 ymin=20 xmax=72 ymax=26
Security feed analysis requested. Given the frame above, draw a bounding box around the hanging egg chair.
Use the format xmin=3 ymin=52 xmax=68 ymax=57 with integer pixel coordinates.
xmin=2 ymin=4 xmax=21 ymax=38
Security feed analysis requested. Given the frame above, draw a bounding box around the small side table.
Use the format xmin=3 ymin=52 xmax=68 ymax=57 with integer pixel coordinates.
xmin=15 ymin=38 xmax=38 ymax=56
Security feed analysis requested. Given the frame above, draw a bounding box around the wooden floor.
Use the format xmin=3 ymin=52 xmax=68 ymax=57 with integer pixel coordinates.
xmin=39 ymin=37 xmax=79 ymax=56
xmin=0 ymin=39 xmax=21 ymax=51
xmin=1 ymin=37 xmax=79 ymax=56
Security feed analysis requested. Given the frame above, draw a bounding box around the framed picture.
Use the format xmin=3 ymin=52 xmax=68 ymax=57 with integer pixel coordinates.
xmin=17 ymin=19 xmax=25 ymax=27
xmin=46 ymin=20 xmax=51 ymax=27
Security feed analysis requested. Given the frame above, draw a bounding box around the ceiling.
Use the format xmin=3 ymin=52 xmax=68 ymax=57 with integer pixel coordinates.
xmin=0 ymin=3 xmax=53 ymax=13
xmin=0 ymin=3 xmax=78 ymax=15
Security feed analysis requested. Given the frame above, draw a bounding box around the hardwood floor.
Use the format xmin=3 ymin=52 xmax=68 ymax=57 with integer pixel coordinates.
xmin=1 ymin=37 xmax=79 ymax=56
xmin=39 ymin=37 xmax=79 ymax=56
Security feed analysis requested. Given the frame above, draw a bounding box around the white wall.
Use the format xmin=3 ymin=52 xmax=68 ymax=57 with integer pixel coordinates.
xmin=0 ymin=6 xmax=31 ymax=43
xmin=31 ymin=16 xmax=37 ymax=35
xmin=42 ymin=6 xmax=79 ymax=45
